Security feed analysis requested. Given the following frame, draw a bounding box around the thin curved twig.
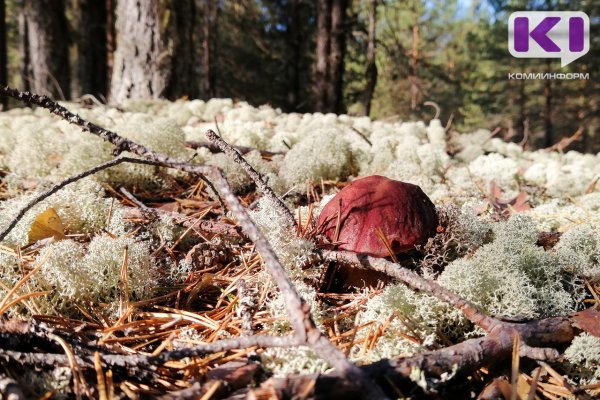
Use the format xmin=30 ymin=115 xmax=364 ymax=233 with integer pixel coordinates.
xmin=0 ymin=156 xmax=159 ymax=242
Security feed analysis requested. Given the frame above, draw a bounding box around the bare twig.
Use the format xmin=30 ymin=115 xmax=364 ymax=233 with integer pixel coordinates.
xmin=151 ymin=334 xmax=303 ymax=362
xmin=350 ymin=127 xmax=372 ymax=146
xmin=204 ymin=129 xmax=297 ymax=228
xmin=119 ymin=187 xmax=149 ymax=210
xmin=236 ymin=279 xmax=256 ymax=335
xmin=123 ymin=207 xmax=241 ymax=237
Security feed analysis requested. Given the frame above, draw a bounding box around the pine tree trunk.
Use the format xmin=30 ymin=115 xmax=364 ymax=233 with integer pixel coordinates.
xmin=23 ymin=0 xmax=70 ymax=99
xmin=75 ymin=0 xmax=108 ymax=99
xmin=0 ymin=0 xmax=7 ymax=109
xmin=18 ymin=1 xmax=30 ymax=92
xmin=110 ymin=0 xmax=197 ymax=103
xmin=315 ymin=0 xmax=331 ymax=112
xmin=362 ymin=0 xmax=377 ymax=116
xmin=328 ymin=0 xmax=347 ymax=114
xmin=284 ymin=0 xmax=301 ymax=111
xmin=201 ymin=0 xmax=218 ymax=99
xmin=106 ymin=0 xmax=116 ymax=81
xmin=163 ymin=0 xmax=196 ymax=99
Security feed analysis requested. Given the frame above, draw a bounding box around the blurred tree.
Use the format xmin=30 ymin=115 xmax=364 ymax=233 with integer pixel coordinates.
xmin=284 ymin=0 xmax=301 ymax=110
xmin=0 ymin=0 xmax=7 ymax=109
xmin=362 ymin=0 xmax=377 ymax=116
xmin=201 ymin=0 xmax=218 ymax=99
xmin=315 ymin=0 xmax=348 ymax=113
xmin=74 ymin=0 xmax=108 ymax=99
xmin=21 ymin=0 xmax=70 ymax=99
xmin=110 ymin=0 xmax=197 ymax=103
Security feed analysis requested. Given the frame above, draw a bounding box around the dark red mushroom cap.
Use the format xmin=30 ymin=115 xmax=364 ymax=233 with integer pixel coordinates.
xmin=317 ymin=175 xmax=438 ymax=257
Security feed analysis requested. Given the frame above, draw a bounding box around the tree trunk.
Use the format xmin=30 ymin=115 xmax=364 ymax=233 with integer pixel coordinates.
xmin=201 ymin=0 xmax=218 ymax=99
xmin=75 ymin=0 xmax=108 ymax=99
xmin=315 ymin=0 xmax=331 ymax=112
xmin=328 ymin=0 xmax=347 ymax=114
xmin=110 ymin=0 xmax=197 ymax=103
xmin=23 ymin=0 xmax=70 ymax=99
xmin=18 ymin=1 xmax=30 ymax=92
xmin=106 ymin=0 xmax=116 ymax=82
xmin=0 ymin=0 xmax=7 ymax=109
xmin=362 ymin=0 xmax=377 ymax=116
xmin=284 ymin=0 xmax=301 ymax=111
xmin=516 ymin=79 xmax=526 ymax=141
xmin=315 ymin=0 xmax=347 ymax=114
xmin=163 ymin=0 xmax=197 ymax=99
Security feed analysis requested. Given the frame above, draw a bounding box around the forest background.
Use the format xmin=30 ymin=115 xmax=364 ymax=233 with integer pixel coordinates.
xmin=0 ymin=0 xmax=598 ymax=151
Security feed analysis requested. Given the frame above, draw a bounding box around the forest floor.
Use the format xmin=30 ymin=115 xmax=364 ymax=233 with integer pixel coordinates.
xmin=0 ymin=88 xmax=599 ymax=399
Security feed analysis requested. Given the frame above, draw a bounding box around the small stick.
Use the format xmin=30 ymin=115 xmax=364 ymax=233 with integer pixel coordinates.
xmin=119 ymin=187 xmax=149 ymax=210
xmin=350 ymin=127 xmax=372 ymax=146
xmin=236 ymin=279 xmax=256 ymax=335
xmin=204 ymin=129 xmax=296 ymax=229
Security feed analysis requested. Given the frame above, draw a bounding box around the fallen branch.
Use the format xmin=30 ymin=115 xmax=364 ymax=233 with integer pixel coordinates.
xmin=254 ymin=316 xmax=577 ymax=399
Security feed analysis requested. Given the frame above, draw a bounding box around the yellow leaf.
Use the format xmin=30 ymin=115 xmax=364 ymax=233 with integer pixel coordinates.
xmin=28 ymin=208 xmax=66 ymax=244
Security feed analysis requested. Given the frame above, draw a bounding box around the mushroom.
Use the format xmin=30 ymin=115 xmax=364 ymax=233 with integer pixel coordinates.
xmin=317 ymin=175 xmax=438 ymax=257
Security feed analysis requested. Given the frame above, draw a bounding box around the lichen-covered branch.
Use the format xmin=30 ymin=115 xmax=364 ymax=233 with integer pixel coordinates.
xmin=186 ymin=140 xmax=285 ymax=157
xmin=204 ymin=129 xmax=297 ymax=228
xmin=255 ymin=316 xmax=577 ymax=399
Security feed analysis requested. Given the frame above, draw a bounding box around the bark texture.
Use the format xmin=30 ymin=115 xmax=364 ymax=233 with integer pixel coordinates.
xmin=314 ymin=0 xmax=348 ymax=114
xmin=75 ymin=0 xmax=108 ymax=99
xmin=285 ymin=0 xmax=301 ymax=111
xmin=201 ymin=0 xmax=218 ymax=99
xmin=22 ymin=0 xmax=70 ymax=99
xmin=0 ymin=0 xmax=7 ymax=109
xmin=110 ymin=0 xmax=197 ymax=103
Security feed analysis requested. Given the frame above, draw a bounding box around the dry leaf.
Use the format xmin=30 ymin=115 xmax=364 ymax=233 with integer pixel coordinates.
xmin=571 ymin=308 xmax=600 ymax=338
xmin=28 ymin=208 xmax=66 ymax=244
xmin=486 ymin=181 xmax=531 ymax=219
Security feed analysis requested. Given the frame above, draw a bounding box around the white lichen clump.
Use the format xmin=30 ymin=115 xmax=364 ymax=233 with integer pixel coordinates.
xmin=439 ymin=215 xmax=582 ymax=319
xmin=555 ymin=223 xmax=600 ymax=281
xmin=280 ymin=127 xmax=353 ymax=187
xmin=37 ymin=235 xmax=154 ymax=313
xmin=564 ymin=333 xmax=600 ymax=384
